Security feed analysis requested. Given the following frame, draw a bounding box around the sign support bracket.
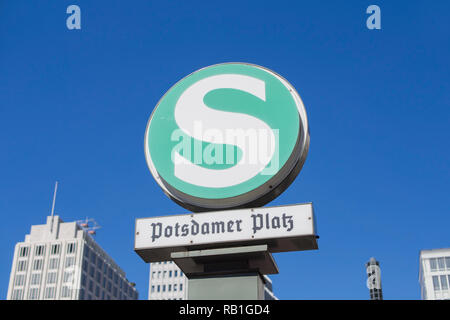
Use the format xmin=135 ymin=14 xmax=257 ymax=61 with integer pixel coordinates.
xmin=171 ymin=244 xmax=277 ymax=300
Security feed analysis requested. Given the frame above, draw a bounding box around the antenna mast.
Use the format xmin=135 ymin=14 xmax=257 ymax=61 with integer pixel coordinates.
xmin=50 ymin=181 xmax=58 ymax=233
xmin=51 ymin=181 xmax=58 ymax=218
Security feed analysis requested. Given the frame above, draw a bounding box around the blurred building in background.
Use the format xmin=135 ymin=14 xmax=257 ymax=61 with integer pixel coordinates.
xmin=7 ymin=215 xmax=138 ymax=300
xmin=366 ymin=257 xmax=383 ymax=300
xmin=419 ymin=248 xmax=450 ymax=300
xmin=148 ymin=261 xmax=188 ymax=300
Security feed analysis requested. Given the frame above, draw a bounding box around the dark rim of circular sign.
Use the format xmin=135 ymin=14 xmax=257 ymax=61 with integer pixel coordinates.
xmin=144 ymin=62 xmax=309 ymax=212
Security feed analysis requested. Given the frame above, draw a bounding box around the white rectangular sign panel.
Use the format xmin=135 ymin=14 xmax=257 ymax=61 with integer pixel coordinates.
xmin=135 ymin=203 xmax=317 ymax=262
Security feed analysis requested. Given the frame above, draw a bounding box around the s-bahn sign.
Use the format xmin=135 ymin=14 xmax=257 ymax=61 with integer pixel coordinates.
xmin=145 ymin=63 xmax=309 ymax=212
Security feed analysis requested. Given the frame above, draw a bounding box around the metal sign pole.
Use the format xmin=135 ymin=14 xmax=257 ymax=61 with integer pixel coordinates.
xmin=171 ymin=245 xmax=272 ymax=300
xmin=171 ymin=245 xmax=276 ymax=300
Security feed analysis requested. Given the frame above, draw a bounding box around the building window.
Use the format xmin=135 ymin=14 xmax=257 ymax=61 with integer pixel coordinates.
xmin=82 ymin=261 xmax=88 ymax=272
xmin=97 ymin=259 xmax=103 ymax=270
xmin=49 ymin=257 xmax=59 ymax=270
xmin=19 ymin=247 xmax=29 ymax=257
xmin=61 ymin=286 xmax=71 ymax=298
xmin=433 ymin=276 xmax=440 ymax=291
xmin=28 ymin=288 xmax=39 ymax=300
xmin=63 ymin=271 xmax=74 ymax=283
xmin=65 ymin=256 xmax=75 ymax=268
xmin=96 ymin=271 xmax=102 ymax=283
xmin=47 ymin=272 xmax=57 ymax=284
xmin=174 ymin=284 xmax=177 ymax=291
xmin=89 ymin=264 xmax=95 ymax=277
xmin=158 ymin=271 xmax=161 ymax=278
xmin=84 ymin=246 xmax=90 ymax=258
xmin=180 ymin=284 xmax=183 ymax=291
xmin=157 ymin=285 xmax=160 ymax=292
xmin=17 ymin=260 xmax=27 ymax=272
xmin=174 ymin=270 xmax=178 ymax=277
xmin=440 ymin=275 xmax=449 ymax=290
xmin=162 ymin=285 xmax=166 ymax=292
xmin=169 ymin=271 xmax=172 ymax=277
xmin=14 ymin=274 xmax=25 ymax=286
xmin=51 ymin=244 xmax=60 ymax=255
xmin=445 ymin=257 xmax=450 ymax=270
xmin=44 ymin=287 xmax=56 ymax=299
xmin=30 ymin=273 xmax=41 ymax=285
xmin=163 ymin=271 xmax=167 ymax=278
xmin=67 ymin=243 xmax=76 ymax=254
xmin=32 ymin=259 xmax=43 ymax=271
xmin=35 ymin=245 xmax=45 ymax=256
xmin=168 ymin=284 xmax=172 ymax=291
xmin=429 ymin=258 xmax=437 ymax=271
xmin=81 ymin=272 xmax=87 ymax=286
xmin=12 ymin=289 xmax=23 ymax=300
xmin=91 ymin=254 xmax=97 ymax=266
xmin=438 ymin=257 xmax=446 ymax=271
xmin=151 ymin=285 xmax=155 ymax=293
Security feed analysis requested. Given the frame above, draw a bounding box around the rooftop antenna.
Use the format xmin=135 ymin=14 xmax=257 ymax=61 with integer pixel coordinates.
xmin=51 ymin=181 xmax=58 ymax=218
xmin=76 ymin=217 xmax=101 ymax=236
xmin=50 ymin=181 xmax=58 ymax=233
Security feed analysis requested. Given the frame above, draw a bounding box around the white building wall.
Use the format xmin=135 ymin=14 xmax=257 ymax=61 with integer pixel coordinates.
xmin=419 ymin=248 xmax=450 ymax=300
xmin=148 ymin=262 xmax=188 ymax=300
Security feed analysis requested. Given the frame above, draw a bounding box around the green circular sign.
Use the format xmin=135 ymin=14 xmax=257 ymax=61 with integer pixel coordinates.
xmin=145 ymin=63 xmax=309 ymax=212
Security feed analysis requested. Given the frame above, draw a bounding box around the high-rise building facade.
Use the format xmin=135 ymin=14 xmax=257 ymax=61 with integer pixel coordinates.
xmin=7 ymin=215 xmax=138 ymax=300
xmin=419 ymin=248 xmax=450 ymax=300
xmin=148 ymin=262 xmax=277 ymax=300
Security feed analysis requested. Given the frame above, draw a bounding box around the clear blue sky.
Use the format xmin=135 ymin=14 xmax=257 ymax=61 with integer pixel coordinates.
xmin=1 ymin=1 xmax=449 ymax=300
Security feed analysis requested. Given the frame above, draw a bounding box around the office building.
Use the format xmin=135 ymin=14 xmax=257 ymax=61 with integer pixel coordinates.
xmin=148 ymin=261 xmax=188 ymax=300
xmin=7 ymin=215 xmax=138 ymax=300
xmin=419 ymin=248 xmax=450 ymax=300
xmin=148 ymin=262 xmax=277 ymax=300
